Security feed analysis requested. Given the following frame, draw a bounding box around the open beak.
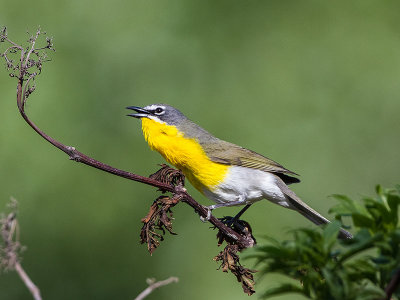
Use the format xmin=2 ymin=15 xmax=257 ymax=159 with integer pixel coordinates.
xmin=126 ymin=106 xmax=150 ymax=118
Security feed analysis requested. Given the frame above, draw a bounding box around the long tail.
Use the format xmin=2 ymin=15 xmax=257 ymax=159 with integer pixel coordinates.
xmin=275 ymin=179 xmax=353 ymax=240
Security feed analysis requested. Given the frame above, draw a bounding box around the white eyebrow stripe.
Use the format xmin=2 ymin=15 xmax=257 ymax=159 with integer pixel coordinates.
xmin=144 ymin=104 xmax=166 ymax=111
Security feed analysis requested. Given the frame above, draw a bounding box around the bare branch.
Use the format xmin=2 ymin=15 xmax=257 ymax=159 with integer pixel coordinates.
xmin=134 ymin=277 xmax=179 ymax=300
xmin=0 ymin=27 xmax=22 ymax=49
xmin=0 ymin=199 xmax=42 ymax=300
xmin=14 ymin=262 xmax=42 ymax=300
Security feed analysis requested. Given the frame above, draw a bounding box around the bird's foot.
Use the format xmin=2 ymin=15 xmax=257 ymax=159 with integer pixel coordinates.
xmin=175 ymin=184 xmax=186 ymax=193
xmin=200 ymin=205 xmax=215 ymax=222
xmin=219 ymin=216 xmax=237 ymax=227
xmin=219 ymin=216 xmax=250 ymax=235
xmin=219 ymin=204 xmax=252 ymax=228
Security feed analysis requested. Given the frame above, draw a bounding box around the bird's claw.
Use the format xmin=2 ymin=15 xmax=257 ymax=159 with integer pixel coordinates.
xmin=200 ymin=206 xmax=213 ymax=222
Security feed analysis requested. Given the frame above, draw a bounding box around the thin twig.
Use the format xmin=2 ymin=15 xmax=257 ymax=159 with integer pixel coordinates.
xmin=4 ymin=35 xmax=24 ymax=49
xmin=24 ymin=29 xmax=40 ymax=67
xmin=134 ymin=277 xmax=179 ymax=300
xmin=0 ymin=199 xmax=42 ymax=300
xmin=14 ymin=262 xmax=42 ymax=300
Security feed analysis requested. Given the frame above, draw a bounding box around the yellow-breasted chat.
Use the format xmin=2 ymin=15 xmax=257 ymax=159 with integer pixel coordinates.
xmin=127 ymin=104 xmax=352 ymax=239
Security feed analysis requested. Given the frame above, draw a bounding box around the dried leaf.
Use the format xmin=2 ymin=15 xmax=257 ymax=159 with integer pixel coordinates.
xmin=214 ymin=244 xmax=257 ymax=296
xmin=216 ymin=217 xmax=256 ymax=248
xmin=140 ymin=195 xmax=181 ymax=255
xmin=149 ymin=164 xmax=185 ymax=189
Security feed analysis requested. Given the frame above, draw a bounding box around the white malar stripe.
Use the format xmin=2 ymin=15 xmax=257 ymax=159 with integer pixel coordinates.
xmin=145 ymin=115 xmax=165 ymax=123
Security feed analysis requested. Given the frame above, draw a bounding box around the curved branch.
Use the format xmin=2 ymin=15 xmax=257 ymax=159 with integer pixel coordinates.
xmin=10 ymin=31 xmax=254 ymax=249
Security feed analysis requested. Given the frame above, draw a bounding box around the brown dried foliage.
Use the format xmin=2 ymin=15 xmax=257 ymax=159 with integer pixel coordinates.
xmin=216 ymin=217 xmax=257 ymax=248
xmin=140 ymin=194 xmax=181 ymax=255
xmin=149 ymin=164 xmax=185 ymax=190
xmin=214 ymin=244 xmax=257 ymax=296
xmin=142 ymin=165 xmax=257 ymax=293
xmin=140 ymin=165 xmax=185 ymax=254
xmin=0 ymin=27 xmax=55 ymax=101
xmin=0 ymin=199 xmax=24 ymax=272
xmin=214 ymin=218 xmax=257 ymax=295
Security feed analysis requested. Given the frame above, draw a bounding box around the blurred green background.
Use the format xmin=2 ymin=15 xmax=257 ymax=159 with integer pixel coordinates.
xmin=1 ymin=1 xmax=399 ymax=299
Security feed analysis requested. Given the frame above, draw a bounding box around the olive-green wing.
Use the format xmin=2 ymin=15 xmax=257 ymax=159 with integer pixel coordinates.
xmin=202 ymin=140 xmax=300 ymax=183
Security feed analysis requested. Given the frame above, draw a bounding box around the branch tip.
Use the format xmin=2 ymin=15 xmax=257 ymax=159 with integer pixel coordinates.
xmin=135 ymin=276 xmax=179 ymax=300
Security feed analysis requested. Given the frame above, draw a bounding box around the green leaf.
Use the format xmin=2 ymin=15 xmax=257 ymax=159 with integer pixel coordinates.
xmin=323 ymin=220 xmax=341 ymax=252
xmin=322 ymin=268 xmax=345 ymax=299
xmin=351 ymin=212 xmax=375 ymax=228
xmin=387 ymin=192 xmax=400 ymax=225
xmin=395 ymin=184 xmax=400 ymax=194
xmin=371 ymin=255 xmax=391 ymax=265
xmin=363 ymin=197 xmax=392 ymax=224
xmin=329 ymin=194 xmax=358 ymax=214
xmin=252 ymin=185 xmax=400 ymax=300
xmin=346 ymin=258 xmax=377 ymax=282
xmin=339 ymin=230 xmax=382 ymax=263
xmin=329 ymin=195 xmax=374 ymax=227
xmin=354 ymin=284 xmax=386 ymax=300
xmin=261 ymin=283 xmax=307 ymax=299
xmin=376 ymin=184 xmax=384 ymax=200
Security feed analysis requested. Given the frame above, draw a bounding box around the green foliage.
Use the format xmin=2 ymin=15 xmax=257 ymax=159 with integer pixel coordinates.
xmin=250 ymin=185 xmax=400 ymax=300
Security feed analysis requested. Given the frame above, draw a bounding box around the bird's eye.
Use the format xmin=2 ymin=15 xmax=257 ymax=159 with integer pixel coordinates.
xmin=155 ymin=107 xmax=164 ymax=114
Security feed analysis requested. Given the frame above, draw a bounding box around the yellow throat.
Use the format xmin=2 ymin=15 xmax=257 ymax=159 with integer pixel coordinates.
xmin=141 ymin=118 xmax=229 ymax=193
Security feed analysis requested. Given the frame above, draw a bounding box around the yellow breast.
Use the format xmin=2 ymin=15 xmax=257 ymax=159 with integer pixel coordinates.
xmin=141 ymin=118 xmax=229 ymax=193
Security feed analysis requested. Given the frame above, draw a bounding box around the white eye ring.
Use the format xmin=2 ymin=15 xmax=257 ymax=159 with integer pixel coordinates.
xmin=154 ymin=107 xmax=164 ymax=114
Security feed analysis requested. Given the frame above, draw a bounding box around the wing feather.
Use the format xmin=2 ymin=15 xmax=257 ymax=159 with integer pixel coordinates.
xmin=202 ymin=140 xmax=299 ymax=177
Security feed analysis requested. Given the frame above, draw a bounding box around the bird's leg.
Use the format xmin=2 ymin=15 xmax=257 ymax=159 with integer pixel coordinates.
xmin=200 ymin=196 xmax=247 ymax=222
xmin=227 ymin=204 xmax=252 ymax=224
xmin=218 ymin=204 xmax=252 ymax=228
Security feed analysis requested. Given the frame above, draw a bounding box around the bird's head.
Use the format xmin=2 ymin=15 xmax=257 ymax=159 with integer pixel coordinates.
xmin=126 ymin=104 xmax=185 ymax=126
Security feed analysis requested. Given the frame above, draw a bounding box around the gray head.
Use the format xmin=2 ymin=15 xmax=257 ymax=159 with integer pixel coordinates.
xmin=126 ymin=104 xmax=217 ymax=142
xmin=126 ymin=104 xmax=187 ymax=126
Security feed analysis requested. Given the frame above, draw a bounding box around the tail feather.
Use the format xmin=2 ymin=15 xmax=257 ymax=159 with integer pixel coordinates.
xmin=275 ymin=179 xmax=353 ymax=240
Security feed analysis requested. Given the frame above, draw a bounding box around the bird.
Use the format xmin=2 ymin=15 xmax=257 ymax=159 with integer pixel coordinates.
xmin=127 ymin=104 xmax=352 ymax=240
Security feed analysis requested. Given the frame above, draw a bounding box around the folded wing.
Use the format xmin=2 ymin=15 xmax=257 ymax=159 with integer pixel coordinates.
xmin=202 ymin=140 xmax=300 ymax=185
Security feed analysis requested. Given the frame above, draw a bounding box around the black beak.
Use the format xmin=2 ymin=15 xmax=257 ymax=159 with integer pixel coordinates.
xmin=126 ymin=106 xmax=150 ymax=118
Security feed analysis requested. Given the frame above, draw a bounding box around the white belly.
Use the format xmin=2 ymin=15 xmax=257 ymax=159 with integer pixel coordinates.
xmin=202 ymin=166 xmax=290 ymax=208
